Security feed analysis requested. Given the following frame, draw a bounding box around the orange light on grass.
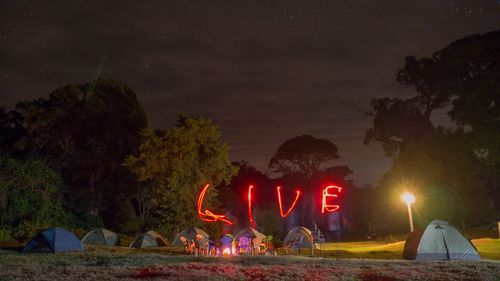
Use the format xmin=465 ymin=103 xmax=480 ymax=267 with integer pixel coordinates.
xmin=222 ymin=247 xmax=231 ymax=256
xmin=197 ymin=184 xmax=234 ymax=225
xmin=321 ymin=185 xmax=342 ymax=213
xmin=276 ymin=186 xmax=301 ymax=218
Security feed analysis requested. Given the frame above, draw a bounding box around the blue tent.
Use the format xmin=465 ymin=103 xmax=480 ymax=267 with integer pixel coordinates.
xmin=23 ymin=227 xmax=83 ymax=253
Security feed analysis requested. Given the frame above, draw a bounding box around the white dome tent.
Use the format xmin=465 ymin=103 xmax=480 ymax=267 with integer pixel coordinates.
xmin=403 ymin=220 xmax=480 ymax=261
xmin=283 ymin=227 xmax=318 ymax=255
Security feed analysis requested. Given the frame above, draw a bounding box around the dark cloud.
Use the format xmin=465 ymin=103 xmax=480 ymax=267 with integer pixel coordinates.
xmin=1 ymin=0 xmax=499 ymax=185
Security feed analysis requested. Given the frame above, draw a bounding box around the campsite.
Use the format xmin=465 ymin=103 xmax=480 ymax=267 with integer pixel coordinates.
xmin=1 ymin=223 xmax=500 ymax=280
xmin=1 ymin=237 xmax=500 ymax=280
xmin=2 ymin=0 xmax=500 ymax=280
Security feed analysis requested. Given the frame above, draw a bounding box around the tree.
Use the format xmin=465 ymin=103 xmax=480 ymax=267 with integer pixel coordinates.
xmin=269 ymin=135 xmax=339 ymax=178
xmin=364 ymin=98 xmax=435 ymax=156
xmin=269 ymin=135 xmax=352 ymax=232
xmin=373 ymin=129 xmax=494 ymax=230
xmin=124 ymin=115 xmax=238 ymax=234
xmin=396 ymin=30 xmax=500 ymax=162
xmin=397 ymin=30 xmax=499 ymax=129
xmin=365 ymin=30 xmax=500 ymax=229
xmin=16 ymin=79 xmax=148 ymax=214
xmin=217 ymin=161 xmax=277 ymax=228
xmin=0 ymin=107 xmax=25 ymax=156
xmin=0 ymin=157 xmax=72 ymax=239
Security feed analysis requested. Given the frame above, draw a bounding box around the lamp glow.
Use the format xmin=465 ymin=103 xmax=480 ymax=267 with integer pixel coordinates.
xmin=402 ymin=192 xmax=415 ymax=205
xmin=401 ymin=191 xmax=415 ymax=232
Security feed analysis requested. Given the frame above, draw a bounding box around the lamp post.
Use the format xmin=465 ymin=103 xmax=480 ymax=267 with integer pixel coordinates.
xmin=402 ymin=192 xmax=415 ymax=232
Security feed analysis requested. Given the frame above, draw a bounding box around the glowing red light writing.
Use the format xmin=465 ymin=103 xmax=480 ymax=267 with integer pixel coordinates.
xmin=247 ymin=185 xmax=254 ymax=223
xmin=321 ymin=185 xmax=342 ymax=213
xmin=197 ymin=184 xmax=234 ymax=225
xmin=196 ymin=183 xmax=343 ymax=225
xmin=276 ymin=186 xmax=301 ymax=218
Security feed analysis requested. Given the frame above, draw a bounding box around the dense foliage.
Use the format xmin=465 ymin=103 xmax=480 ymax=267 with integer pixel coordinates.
xmin=0 ymin=157 xmax=72 ymax=239
xmin=365 ymin=30 xmax=500 ymax=232
xmin=124 ymin=115 xmax=238 ymax=235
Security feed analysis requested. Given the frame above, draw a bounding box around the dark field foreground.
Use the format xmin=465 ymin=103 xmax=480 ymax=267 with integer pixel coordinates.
xmin=1 ymin=250 xmax=500 ymax=281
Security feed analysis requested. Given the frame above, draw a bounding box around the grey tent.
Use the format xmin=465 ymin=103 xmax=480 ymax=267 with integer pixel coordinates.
xmin=81 ymin=228 xmax=119 ymax=246
xmin=403 ymin=220 xmax=480 ymax=260
xmin=129 ymin=230 xmax=168 ymax=248
xmin=234 ymin=227 xmax=266 ymax=245
xmin=234 ymin=227 xmax=266 ymax=254
xmin=172 ymin=227 xmax=209 ymax=247
xmin=284 ymin=227 xmax=318 ymax=254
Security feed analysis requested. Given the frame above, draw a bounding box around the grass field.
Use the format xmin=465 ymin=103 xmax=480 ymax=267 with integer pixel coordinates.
xmin=1 ymin=239 xmax=499 ymax=280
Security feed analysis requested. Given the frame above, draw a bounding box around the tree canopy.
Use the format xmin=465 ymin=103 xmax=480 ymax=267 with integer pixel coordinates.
xmin=16 ymin=79 xmax=148 ymax=213
xmin=365 ymin=30 xmax=500 ymax=229
xmin=124 ymin=115 xmax=238 ymax=234
xmin=0 ymin=157 xmax=71 ymax=239
xmin=269 ymin=134 xmax=340 ymax=178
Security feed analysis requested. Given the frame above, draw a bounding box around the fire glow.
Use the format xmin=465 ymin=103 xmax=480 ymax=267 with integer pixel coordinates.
xmin=197 ymin=183 xmax=342 ymax=225
xmin=222 ymin=247 xmax=232 ymax=256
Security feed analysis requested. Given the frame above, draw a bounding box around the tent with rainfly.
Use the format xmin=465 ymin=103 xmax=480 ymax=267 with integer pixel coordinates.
xmin=23 ymin=227 xmax=83 ymax=253
xmin=81 ymin=228 xmax=119 ymax=246
xmin=172 ymin=227 xmax=209 ymax=248
xmin=284 ymin=227 xmax=318 ymax=254
xmin=403 ymin=220 xmax=480 ymax=260
xmin=129 ymin=230 xmax=169 ymax=248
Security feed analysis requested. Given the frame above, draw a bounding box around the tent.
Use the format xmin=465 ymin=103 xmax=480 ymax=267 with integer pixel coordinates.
xmin=81 ymin=228 xmax=119 ymax=246
xmin=23 ymin=227 xmax=83 ymax=253
xmin=234 ymin=227 xmax=266 ymax=254
xmin=172 ymin=227 xmax=209 ymax=248
xmin=284 ymin=227 xmax=318 ymax=253
xmin=218 ymin=234 xmax=235 ymax=255
xmin=129 ymin=230 xmax=168 ymax=248
xmin=403 ymin=220 xmax=480 ymax=260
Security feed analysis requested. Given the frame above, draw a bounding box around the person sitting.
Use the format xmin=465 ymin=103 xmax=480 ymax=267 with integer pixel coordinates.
xmin=235 ymin=240 xmax=240 ymax=256
xmin=180 ymin=236 xmax=190 ymax=253
xmin=208 ymin=239 xmax=215 ymax=256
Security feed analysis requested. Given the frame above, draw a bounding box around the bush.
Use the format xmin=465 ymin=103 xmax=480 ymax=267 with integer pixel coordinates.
xmin=100 ymin=199 xmax=141 ymax=234
xmin=0 ymin=157 xmax=74 ymax=240
xmin=76 ymin=213 xmax=104 ymax=230
xmin=255 ymin=209 xmax=285 ymax=244
xmin=0 ymin=228 xmax=13 ymax=242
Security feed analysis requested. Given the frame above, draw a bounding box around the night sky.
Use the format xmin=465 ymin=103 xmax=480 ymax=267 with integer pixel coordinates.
xmin=1 ymin=1 xmax=499 ymax=186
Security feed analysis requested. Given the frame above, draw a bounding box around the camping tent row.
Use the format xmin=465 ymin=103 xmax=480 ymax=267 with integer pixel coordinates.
xmin=22 ymin=228 xmax=170 ymax=253
xmin=83 ymin=228 xmax=169 ymax=248
xmin=403 ymin=220 xmax=480 ymax=261
xmin=172 ymin=227 xmax=268 ymax=255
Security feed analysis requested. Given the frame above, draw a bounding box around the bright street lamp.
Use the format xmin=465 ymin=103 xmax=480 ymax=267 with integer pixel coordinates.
xmin=402 ymin=192 xmax=415 ymax=232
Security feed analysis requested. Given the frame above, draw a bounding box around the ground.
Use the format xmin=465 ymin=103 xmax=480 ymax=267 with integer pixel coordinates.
xmin=1 ymin=239 xmax=500 ymax=281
